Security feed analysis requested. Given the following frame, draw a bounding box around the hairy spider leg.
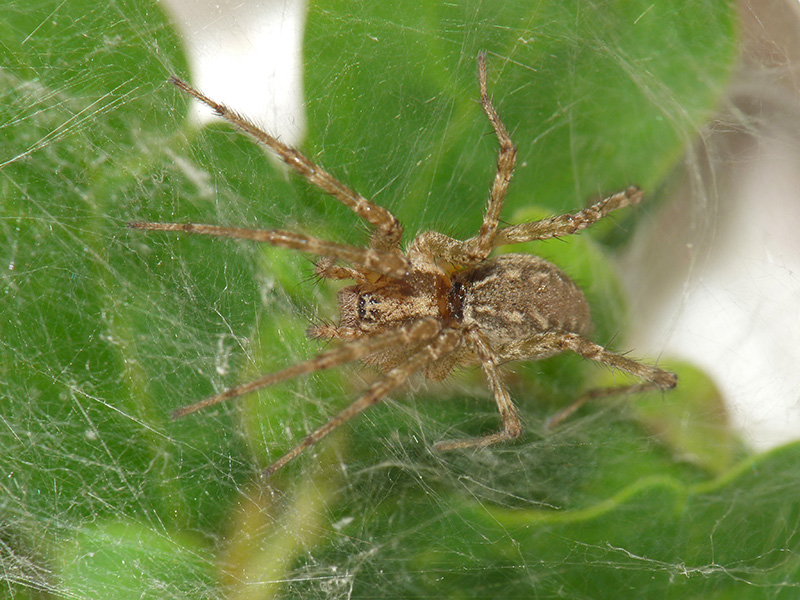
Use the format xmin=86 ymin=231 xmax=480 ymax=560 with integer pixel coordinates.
xmin=169 ymin=76 xmax=403 ymax=253
xmin=263 ymin=328 xmax=461 ymax=476
xmin=544 ymin=382 xmax=667 ymax=429
xmin=506 ymin=331 xmax=676 ymax=388
xmin=465 ymin=50 xmax=518 ymax=263
xmin=127 ymin=221 xmax=410 ymax=279
xmin=406 ymin=52 xmax=517 ymax=268
xmin=170 ymin=318 xmax=443 ymax=418
xmin=499 ymin=330 xmax=677 ymax=426
xmin=433 ymin=329 xmax=523 ymax=450
xmin=493 ymin=186 xmax=643 ymax=247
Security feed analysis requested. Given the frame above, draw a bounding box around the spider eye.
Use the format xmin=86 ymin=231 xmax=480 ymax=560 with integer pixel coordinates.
xmin=357 ymin=293 xmax=368 ymax=320
xmin=357 ymin=293 xmax=379 ymax=322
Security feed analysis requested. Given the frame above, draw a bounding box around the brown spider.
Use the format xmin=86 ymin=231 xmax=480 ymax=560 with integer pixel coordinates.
xmin=129 ymin=52 xmax=677 ymax=476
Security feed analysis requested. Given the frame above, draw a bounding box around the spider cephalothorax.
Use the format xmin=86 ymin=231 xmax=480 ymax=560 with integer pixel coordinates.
xmin=130 ymin=52 xmax=676 ymax=475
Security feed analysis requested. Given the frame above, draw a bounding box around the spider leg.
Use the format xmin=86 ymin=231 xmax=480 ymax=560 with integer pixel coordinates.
xmin=545 ymin=382 xmax=665 ymax=429
xmin=506 ymin=331 xmax=676 ymax=389
xmin=263 ymin=328 xmax=460 ymax=476
xmin=171 ymin=318 xmax=443 ymax=418
xmin=314 ymin=257 xmax=368 ymax=283
xmin=127 ymin=221 xmax=410 ymax=279
xmin=505 ymin=330 xmax=676 ymax=425
xmin=407 ymin=52 xmax=517 ymax=267
xmin=434 ymin=329 xmax=523 ymax=451
xmin=493 ymin=186 xmax=643 ymax=247
xmin=170 ymin=76 xmax=403 ymax=252
xmin=464 ymin=51 xmax=517 ymax=263
xmin=551 ymin=331 xmax=676 ymax=389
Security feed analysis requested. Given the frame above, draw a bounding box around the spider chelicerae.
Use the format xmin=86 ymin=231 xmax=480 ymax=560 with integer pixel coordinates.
xmin=130 ymin=52 xmax=677 ymax=476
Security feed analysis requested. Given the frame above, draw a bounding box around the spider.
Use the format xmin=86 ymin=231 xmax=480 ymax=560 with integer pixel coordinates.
xmin=129 ymin=52 xmax=677 ymax=476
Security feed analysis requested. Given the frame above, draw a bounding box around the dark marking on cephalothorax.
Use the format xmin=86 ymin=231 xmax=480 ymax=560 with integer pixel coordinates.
xmin=447 ymin=280 xmax=466 ymax=322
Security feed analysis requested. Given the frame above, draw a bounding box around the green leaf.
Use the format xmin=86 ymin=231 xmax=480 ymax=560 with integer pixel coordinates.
xmin=56 ymin=521 xmax=215 ymax=600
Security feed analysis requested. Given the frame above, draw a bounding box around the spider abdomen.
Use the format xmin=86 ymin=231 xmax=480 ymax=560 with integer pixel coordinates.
xmin=452 ymin=253 xmax=592 ymax=352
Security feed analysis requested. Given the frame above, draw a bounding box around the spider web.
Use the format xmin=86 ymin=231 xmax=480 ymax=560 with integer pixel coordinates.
xmin=3 ymin=0 xmax=800 ymax=598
